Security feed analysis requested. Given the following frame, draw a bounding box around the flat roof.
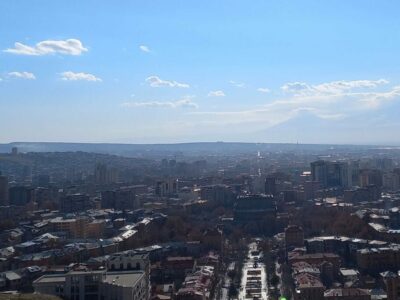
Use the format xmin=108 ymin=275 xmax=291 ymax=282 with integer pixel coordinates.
xmin=68 ymin=270 xmax=104 ymax=275
xmin=34 ymin=274 xmax=66 ymax=284
xmin=340 ymin=269 xmax=359 ymax=276
xmin=103 ymin=271 xmax=144 ymax=287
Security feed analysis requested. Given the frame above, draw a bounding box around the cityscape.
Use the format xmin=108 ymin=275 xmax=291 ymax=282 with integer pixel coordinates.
xmin=2 ymin=1 xmax=400 ymax=300
xmin=1 ymin=142 xmax=400 ymax=300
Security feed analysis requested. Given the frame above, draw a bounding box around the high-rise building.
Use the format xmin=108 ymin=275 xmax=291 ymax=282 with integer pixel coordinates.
xmin=374 ymin=157 xmax=394 ymax=171
xmin=311 ymin=160 xmax=329 ymax=187
xmin=234 ymin=194 xmax=277 ymax=235
xmin=95 ymin=163 xmax=107 ymax=184
xmin=265 ymin=176 xmax=277 ymax=196
xmin=0 ymin=174 xmax=8 ymax=206
xmin=383 ymin=172 xmax=400 ymax=191
xmin=95 ymin=163 xmax=118 ymax=185
xmin=200 ymin=184 xmax=234 ymax=206
xmin=311 ymin=160 xmax=351 ymax=188
xmin=359 ymin=169 xmax=383 ymax=188
xmin=9 ymin=186 xmax=35 ymax=206
xmin=234 ymin=194 xmax=276 ymax=221
xmin=155 ymin=179 xmax=178 ymax=197
xmin=101 ymin=186 xmax=138 ymax=210
xmin=60 ymin=193 xmax=92 ymax=213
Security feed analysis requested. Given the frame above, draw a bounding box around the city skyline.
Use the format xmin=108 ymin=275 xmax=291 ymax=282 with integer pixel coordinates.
xmin=2 ymin=1 xmax=400 ymax=144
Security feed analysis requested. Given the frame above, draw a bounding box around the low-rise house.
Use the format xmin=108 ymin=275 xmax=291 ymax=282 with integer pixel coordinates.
xmin=324 ymin=288 xmax=371 ymax=299
xmin=293 ymin=272 xmax=325 ymax=300
xmin=176 ymin=266 xmax=215 ymax=300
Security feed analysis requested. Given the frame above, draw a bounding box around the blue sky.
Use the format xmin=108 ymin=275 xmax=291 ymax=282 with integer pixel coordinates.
xmin=1 ymin=1 xmax=400 ymax=144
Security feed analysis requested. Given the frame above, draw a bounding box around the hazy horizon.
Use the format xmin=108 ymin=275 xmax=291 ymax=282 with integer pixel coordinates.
xmin=1 ymin=140 xmax=399 ymax=147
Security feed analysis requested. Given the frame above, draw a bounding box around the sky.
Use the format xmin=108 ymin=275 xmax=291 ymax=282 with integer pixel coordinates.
xmin=1 ymin=1 xmax=400 ymax=145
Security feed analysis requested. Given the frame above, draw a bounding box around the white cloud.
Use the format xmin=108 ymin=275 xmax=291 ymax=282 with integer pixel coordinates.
xmin=229 ymin=80 xmax=245 ymax=88
xmin=316 ymin=113 xmax=346 ymax=120
xmin=358 ymin=85 xmax=400 ymax=108
xmin=139 ymin=45 xmax=151 ymax=53
xmin=208 ymin=90 xmax=226 ymax=97
xmin=61 ymin=71 xmax=102 ymax=82
xmin=281 ymin=79 xmax=389 ymax=96
xmin=122 ymin=96 xmax=198 ymax=109
xmin=8 ymin=71 xmax=36 ymax=80
xmin=315 ymin=79 xmax=388 ymax=94
xmin=281 ymin=82 xmax=313 ymax=94
xmin=4 ymin=39 xmax=88 ymax=56
xmin=257 ymin=87 xmax=270 ymax=93
xmin=191 ymin=79 xmax=400 ymax=129
xmin=146 ymin=75 xmax=189 ymax=88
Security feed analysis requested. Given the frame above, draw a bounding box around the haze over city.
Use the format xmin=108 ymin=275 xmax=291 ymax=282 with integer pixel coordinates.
xmin=3 ymin=2 xmax=400 ymax=300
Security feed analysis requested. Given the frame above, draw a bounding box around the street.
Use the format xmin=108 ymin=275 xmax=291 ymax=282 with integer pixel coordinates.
xmin=238 ymin=242 xmax=268 ymax=300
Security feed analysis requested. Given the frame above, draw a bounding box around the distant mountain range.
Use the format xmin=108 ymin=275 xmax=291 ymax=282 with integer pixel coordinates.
xmin=0 ymin=141 xmax=378 ymax=157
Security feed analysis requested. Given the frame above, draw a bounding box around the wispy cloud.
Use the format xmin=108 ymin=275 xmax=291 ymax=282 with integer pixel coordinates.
xmin=281 ymin=82 xmax=312 ymax=95
xmin=281 ymin=79 xmax=389 ymax=96
xmin=229 ymin=80 xmax=245 ymax=88
xmin=8 ymin=71 xmax=36 ymax=80
xmin=208 ymin=90 xmax=226 ymax=97
xmin=60 ymin=71 xmax=102 ymax=82
xmin=358 ymin=85 xmax=400 ymax=108
xmin=4 ymin=39 xmax=88 ymax=56
xmin=139 ymin=45 xmax=151 ymax=53
xmin=257 ymin=87 xmax=270 ymax=93
xmin=191 ymin=79 xmax=400 ymax=129
xmin=146 ymin=75 xmax=189 ymax=88
xmin=122 ymin=96 xmax=198 ymax=109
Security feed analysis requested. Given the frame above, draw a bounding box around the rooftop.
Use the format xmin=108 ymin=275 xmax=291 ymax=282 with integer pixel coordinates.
xmin=103 ymin=271 xmax=144 ymax=287
xmin=34 ymin=274 xmax=66 ymax=284
xmin=324 ymin=288 xmax=370 ymax=297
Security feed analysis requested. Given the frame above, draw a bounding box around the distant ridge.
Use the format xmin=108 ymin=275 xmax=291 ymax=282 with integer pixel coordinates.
xmin=0 ymin=141 xmax=376 ymax=157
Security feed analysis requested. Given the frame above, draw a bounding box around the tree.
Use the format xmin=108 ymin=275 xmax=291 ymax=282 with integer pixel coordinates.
xmin=270 ymin=274 xmax=279 ymax=287
xmin=228 ymin=283 xmax=238 ymax=298
xmin=227 ymin=269 xmax=236 ymax=280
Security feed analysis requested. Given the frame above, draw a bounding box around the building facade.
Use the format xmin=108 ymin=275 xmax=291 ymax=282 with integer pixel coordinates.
xmin=33 ymin=270 xmax=148 ymax=300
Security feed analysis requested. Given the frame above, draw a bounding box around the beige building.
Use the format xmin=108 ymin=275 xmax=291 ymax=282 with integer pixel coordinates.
xmin=107 ymin=251 xmax=150 ymax=297
xmin=33 ymin=270 xmax=148 ymax=300
xmin=50 ymin=216 xmax=105 ymax=239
